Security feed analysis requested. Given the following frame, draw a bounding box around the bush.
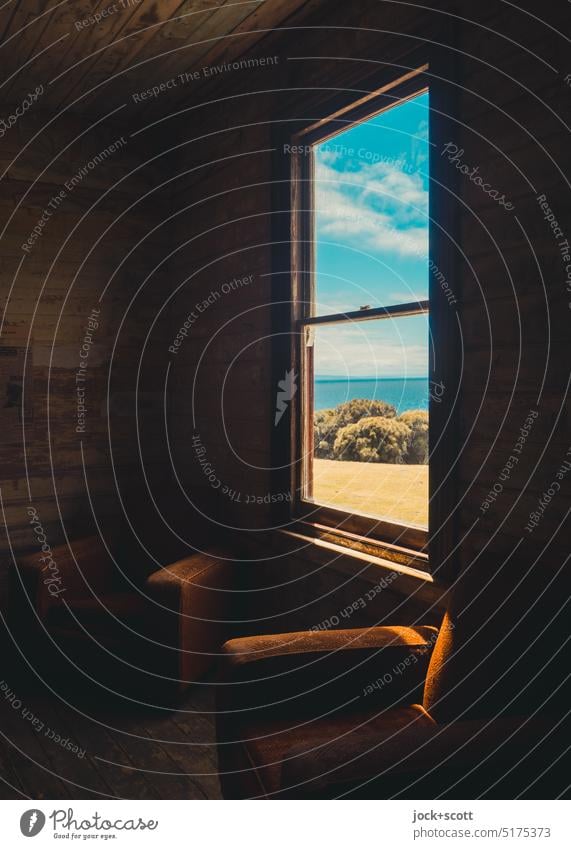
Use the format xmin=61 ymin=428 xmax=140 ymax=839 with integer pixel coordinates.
xmin=314 ymin=409 xmax=336 ymax=458
xmin=313 ymin=399 xmax=428 ymax=464
xmin=333 ymin=416 xmax=412 ymax=463
xmin=313 ymin=399 xmax=397 ymax=458
xmin=331 ymin=398 xmax=397 ymax=427
xmin=398 ymin=409 xmax=429 ymax=464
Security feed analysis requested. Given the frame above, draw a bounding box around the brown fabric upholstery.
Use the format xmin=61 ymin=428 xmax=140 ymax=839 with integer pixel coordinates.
xmin=224 ymin=625 xmax=438 ymax=664
xmin=219 ymin=626 xmax=438 ymax=716
xmin=145 ymin=549 xmax=234 ymax=684
xmin=217 ymin=626 xmax=439 ymax=798
xmin=280 ymin=715 xmax=562 ymax=799
xmin=216 ymin=595 xmax=568 ymax=797
xmin=18 ymin=537 xmax=235 ymax=688
xmin=423 ymin=563 xmax=568 ymax=723
xmin=238 ymin=705 xmax=434 ymax=798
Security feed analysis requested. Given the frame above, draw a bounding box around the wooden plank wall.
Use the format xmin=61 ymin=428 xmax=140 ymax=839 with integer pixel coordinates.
xmin=162 ymin=0 xmax=571 ymax=631
xmin=0 ymin=107 xmax=176 ymax=609
xmin=452 ymin=8 xmax=571 ymax=578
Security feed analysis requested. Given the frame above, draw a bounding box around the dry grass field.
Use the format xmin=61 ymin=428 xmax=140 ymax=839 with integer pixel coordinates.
xmin=313 ymin=459 xmax=428 ymax=527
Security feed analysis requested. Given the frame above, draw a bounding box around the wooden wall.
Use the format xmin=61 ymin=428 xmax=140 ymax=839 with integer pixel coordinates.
xmin=162 ymin=0 xmax=571 ymax=632
xmin=0 ymin=107 xmax=176 ymax=609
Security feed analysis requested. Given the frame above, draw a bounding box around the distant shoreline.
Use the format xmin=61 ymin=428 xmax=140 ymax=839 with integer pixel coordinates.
xmin=315 ymin=376 xmax=427 ymax=382
xmin=314 ymin=376 xmax=429 ymax=412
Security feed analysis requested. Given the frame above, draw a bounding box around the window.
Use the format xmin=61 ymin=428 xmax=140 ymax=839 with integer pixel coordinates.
xmin=288 ymin=75 xmax=434 ymax=563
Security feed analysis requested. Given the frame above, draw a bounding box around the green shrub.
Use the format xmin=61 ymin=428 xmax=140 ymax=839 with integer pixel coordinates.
xmin=314 ymin=399 xmax=428 ymax=464
xmin=333 ymin=416 xmax=412 ymax=463
xmin=398 ymin=409 xmax=429 ymax=463
xmin=314 ymin=409 xmax=336 ymax=458
xmin=332 ymin=398 xmax=397 ymax=427
xmin=314 ymin=399 xmax=397 ymax=458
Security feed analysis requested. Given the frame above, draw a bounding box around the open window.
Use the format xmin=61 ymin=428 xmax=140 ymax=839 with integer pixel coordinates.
xmin=286 ymin=72 xmax=437 ymax=569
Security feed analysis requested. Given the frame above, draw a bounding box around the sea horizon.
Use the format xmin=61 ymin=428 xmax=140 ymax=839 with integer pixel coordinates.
xmin=315 ymin=375 xmax=427 ymax=381
xmin=314 ymin=375 xmax=429 ymax=412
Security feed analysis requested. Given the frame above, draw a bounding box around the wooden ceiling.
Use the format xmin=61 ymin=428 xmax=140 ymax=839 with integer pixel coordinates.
xmin=0 ymin=0 xmax=326 ymax=117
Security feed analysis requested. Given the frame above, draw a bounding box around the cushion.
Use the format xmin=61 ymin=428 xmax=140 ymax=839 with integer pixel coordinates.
xmin=222 ymin=704 xmax=434 ymax=798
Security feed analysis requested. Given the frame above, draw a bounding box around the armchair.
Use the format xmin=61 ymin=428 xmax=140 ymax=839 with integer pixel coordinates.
xmin=216 ymin=624 xmax=439 ymax=798
xmin=216 ymin=563 xmax=568 ymax=798
xmin=14 ymin=534 xmax=234 ymax=692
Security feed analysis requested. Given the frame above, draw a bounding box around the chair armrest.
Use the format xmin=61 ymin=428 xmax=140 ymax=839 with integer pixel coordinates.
xmin=145 ymin=548 xmax=235 ymax=683
xmin=217 ymin=626 xmax=438 ymax=720
xmin=280 ymin=715 xmax=561 ymax=798
xmin=145 ymin=548 xmax=233 ymax=610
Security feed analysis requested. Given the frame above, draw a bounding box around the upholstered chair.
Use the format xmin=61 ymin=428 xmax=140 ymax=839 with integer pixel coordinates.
xmin=15 ymin=534 xmax=234 ymax=694
xmin=216 ymin=558 xmax=567 ymax=798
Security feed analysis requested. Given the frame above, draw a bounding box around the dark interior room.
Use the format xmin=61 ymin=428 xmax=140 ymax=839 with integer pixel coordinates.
xmin=0 ymin=0 xmax=570 ymax=810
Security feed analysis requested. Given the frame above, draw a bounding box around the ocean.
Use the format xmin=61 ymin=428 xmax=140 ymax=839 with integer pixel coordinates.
xmin=314 ymin=377 xmax=429 ymax=412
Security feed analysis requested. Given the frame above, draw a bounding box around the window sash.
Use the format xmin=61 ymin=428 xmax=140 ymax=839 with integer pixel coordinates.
xmin=298 ymin=305 xmax=430 ymax=554
xmin=298 ymin=300 xmax=429 ymax=328
xmin=287 ymin=71 xmax=433 ymax=564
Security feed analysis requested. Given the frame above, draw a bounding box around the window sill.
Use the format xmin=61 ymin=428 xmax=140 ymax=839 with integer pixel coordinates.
xmin=277 ymin=526 xmax=449 ymax=610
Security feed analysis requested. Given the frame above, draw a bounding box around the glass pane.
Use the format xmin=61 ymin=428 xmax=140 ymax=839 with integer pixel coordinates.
xmin=314 ymin=91 xmax=429 ymax=316
xmin=307 ymin=314 xmax=429 ymax=528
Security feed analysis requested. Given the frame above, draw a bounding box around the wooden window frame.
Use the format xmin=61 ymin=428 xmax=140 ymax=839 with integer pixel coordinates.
xmin=271 ymin=59 xmax=459 ymax=579
xmin=297 ymin=300 xmax=429 ymax=544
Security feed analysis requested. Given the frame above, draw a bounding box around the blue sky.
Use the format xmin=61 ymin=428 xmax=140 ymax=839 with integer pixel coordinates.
xmin=314 ymin=91 xmax=430 ymax=377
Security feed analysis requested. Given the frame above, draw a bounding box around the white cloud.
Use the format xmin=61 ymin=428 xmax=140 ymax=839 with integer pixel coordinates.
xmin=313 ymin=322 xmax=428 ymax=377
xmin=315 ymin=157 xmax=429 ymax=258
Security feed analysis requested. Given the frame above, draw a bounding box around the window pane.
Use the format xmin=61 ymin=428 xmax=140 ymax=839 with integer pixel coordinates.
xmin=307 ymin=314 xmax=429 ymax=528
xmin=314 ymin=91 xmax=429 ymax=316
